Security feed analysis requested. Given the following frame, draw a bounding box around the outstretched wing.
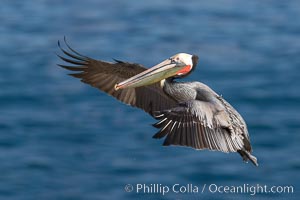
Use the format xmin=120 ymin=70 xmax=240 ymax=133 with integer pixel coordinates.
xmin=153 ymin=99 xmax=250 ymax=153
xmin=57 ymin=39 xmax=177 ymax=115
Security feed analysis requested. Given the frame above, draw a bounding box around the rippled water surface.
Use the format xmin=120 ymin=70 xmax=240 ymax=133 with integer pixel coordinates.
xmin=1 ymin=0 xmax=299 ymax=199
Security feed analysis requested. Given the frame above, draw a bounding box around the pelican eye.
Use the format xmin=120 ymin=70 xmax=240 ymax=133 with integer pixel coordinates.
xmin=170 ymin=58 xmax=176 ymax=64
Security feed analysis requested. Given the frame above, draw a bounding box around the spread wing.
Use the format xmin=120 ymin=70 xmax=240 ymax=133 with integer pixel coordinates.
xmin=57 ymin=39 xmax=177 ymax=115
xmin=152 ymin=99 xmax=250 ymax=153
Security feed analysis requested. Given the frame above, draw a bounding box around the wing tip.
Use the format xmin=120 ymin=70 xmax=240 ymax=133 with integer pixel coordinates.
xmin=238 ymin=150 xmax=258 ymax=166
xmin=57 ymin=37 xmax=89 ymax=61
xmin=57 ymin=37 xmax=93 ymax=73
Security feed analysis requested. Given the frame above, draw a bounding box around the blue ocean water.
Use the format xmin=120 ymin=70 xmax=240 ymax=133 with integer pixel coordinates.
xmin=0 ymin=0 xmax=299 ymax=199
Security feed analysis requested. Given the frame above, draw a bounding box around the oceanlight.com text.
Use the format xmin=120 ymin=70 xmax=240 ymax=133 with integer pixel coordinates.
xmin=124 ymin=183 xmax=294 ymax=196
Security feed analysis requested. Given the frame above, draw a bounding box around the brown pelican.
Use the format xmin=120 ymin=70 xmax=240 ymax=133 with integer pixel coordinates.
xmin=57 ymin=38 xmax=258 ymax=166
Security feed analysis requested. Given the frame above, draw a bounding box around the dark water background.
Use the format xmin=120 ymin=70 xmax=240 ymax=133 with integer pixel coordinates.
xmin=1 ymin=0 xmax=299 ymax=199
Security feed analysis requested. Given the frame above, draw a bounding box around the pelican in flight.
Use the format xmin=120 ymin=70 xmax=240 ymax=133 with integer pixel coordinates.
xmin=57 ymin=38 xmax=258 ymax=166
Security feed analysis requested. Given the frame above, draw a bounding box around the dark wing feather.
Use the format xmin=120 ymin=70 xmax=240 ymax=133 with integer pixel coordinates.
xmin=57 ymin=39 xmax=177 ymax=115
xmin=153 ymin=100 xmax=247 ymax=153
xmin=153 ymin=97 xmax=258 ymax=165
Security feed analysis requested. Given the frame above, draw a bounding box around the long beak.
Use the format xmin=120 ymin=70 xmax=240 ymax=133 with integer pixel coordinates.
xmin=114 ymin=59 xmax=186 ymax=90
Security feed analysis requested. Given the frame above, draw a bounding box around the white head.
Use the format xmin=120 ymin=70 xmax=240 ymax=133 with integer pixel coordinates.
xmin=169 ymin=53 xmax=198 ymax=77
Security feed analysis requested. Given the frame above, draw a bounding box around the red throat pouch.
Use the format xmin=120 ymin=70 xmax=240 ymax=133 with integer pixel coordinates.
xmin=176 ymin=65 xmax=191 ymax=75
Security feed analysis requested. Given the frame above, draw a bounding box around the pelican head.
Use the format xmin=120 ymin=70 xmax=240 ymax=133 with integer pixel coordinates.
xmin=115 ymin=53 xmax=199 ymax=90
